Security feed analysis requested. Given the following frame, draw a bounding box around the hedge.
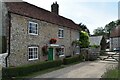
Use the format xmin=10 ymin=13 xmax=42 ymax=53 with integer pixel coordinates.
xmin=2 ymin=60 xmax=62 ymax=78
xmin=63 ymin=54 xmax=83 ymax=65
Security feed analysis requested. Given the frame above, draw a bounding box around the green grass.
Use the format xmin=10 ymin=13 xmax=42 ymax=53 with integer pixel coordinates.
xmin=102 ymin=68 xmax=120 ymax=78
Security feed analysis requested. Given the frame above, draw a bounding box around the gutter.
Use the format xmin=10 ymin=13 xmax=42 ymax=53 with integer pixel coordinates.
xmin=5 ymin=12 xmax=11 ymax=67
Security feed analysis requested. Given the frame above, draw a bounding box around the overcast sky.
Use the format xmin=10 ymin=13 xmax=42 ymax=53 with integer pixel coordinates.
xmin=23 ymin=0 xmax=119 ymax=34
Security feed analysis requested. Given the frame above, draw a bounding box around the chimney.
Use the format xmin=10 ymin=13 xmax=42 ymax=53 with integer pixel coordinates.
xmin=51 ymin=2 xmax=59 ymax=15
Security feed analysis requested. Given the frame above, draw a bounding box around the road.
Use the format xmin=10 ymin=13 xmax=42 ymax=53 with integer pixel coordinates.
xmin=35 ymin=60 xmax=118 ymax=78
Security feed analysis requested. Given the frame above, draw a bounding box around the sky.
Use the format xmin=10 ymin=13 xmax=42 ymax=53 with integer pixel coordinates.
xmin=23 ymin=0 xmax=119 ymax=34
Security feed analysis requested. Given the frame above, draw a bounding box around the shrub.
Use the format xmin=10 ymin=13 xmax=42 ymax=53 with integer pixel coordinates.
xmin=90 ymin=45 xmax=100 ymax=48
xmin=63 ymin=55 xmax=83 ymax=65
xmin=2 ymin=60 xmax=62 ymax=78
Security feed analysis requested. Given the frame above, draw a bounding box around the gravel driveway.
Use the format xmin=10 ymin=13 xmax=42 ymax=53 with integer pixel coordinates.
xmin=35 ymin=60 xmax=118 ymax=78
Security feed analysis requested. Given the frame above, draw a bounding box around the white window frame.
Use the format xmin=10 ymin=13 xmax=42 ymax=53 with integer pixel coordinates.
xmin=28 ymin=46 xmax=38 ymax=61
xmin=58 ymin=28 xmax=64 ymax=38
xmin=75 ymin=46 xmax=80 ymax=54
xmin=59 ymin=46 xmax=65 ymax=57
xmin=28 ymin=21 xmax=38 ymax=35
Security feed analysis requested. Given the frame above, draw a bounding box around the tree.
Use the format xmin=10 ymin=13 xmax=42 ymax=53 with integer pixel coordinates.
xmin=93 ymin=27 xmax=105 ymax=36
xmin=104 ymin=21 xmax=116 ymax=34
xmin=93 ymin=19 xmax=120 ymax=36
xmin=79 ymin=23 xmax=90 ymax=35
xmin=80 ymin=31 xmax=90 ymax=48
xmin=116 ymin=19 xmax=120 ymax=26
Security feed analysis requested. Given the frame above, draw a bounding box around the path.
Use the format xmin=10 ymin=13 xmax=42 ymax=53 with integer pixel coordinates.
xmin=35 ymin=60 xmax=118 ymax=78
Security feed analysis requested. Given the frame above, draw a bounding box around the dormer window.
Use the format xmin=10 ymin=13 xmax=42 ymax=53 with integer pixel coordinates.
xmin=28 ymin=21 xmax=38 ymax=35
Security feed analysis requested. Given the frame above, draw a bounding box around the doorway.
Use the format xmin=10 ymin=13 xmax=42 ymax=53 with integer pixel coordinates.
xmin=48 ymin=48 xmax=53 ymax=60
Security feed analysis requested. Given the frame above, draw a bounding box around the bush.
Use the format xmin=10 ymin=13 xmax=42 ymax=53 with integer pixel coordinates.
xmin=63 ymin=54 xmax=83 ymax=65
xmin=2 ymin=60 xmax=62 ymax=78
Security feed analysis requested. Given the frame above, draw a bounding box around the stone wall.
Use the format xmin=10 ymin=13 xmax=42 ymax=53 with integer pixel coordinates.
xmin=7 ymin=13 xmax=79 ymax=67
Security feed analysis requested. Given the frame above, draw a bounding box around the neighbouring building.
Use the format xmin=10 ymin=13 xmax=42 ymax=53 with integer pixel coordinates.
xmin=2 ymin=1 xmax=81 ymax=67
xmin=110 ymin=26 xmax=120 ymax=51
xmin=89 ymin=35 xmax=106 ymax=51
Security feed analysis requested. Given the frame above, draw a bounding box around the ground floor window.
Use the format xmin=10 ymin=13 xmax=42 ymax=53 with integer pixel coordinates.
xmin=59 ymin=45 xmax=65 ymax=57
xmin=28 ymin=46 xmax=38 ymax=60
xmin=75 ymin=46 xmax=80 ymax=54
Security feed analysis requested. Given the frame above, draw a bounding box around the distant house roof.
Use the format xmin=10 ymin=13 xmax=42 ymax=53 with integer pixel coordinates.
xmin=5 ymin=2 xmax=80 ymax=30
xmin=110 ymin=26 xmax=120 ymax=38
xmin=89 ymin=36 xmax=103 ymax=45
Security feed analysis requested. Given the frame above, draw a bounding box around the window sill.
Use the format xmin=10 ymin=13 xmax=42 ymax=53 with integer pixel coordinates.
xmin=58 ymin=37 xmax=64 ymax=39
xmin=29 ymin=33 xmax=38 ymax=36
xmin=28 ymin=58 xmax=38 ymax=61
xmin=59 ymin=55 xmax=65 ymax=57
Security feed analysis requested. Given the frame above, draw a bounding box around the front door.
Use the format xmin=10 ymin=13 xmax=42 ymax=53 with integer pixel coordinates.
xmin=48 ymin=48 xmax=53 ymax=60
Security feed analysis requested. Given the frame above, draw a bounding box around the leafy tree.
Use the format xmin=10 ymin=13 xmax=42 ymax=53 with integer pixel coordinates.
xmin=93 ymin=27 xmax=105 ymax=36
xmin=104 ymin=21 xmax=116 ymax=34
xmin=80 ymin=31 xmax=90 ymax=48
xmin=93 ymin=19 xmax=120 ymax=36
xmin=116 ymin=19 xmax=120 ymax=26
xmin=79 ymin=23 xmax=90 ymax=35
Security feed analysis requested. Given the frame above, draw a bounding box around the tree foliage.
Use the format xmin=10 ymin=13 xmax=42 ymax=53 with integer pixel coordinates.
xmin=79 ymin=23 xmax=90 ymax=35
xmin=93 ymin=27 xmax=105 ymax=36
xmin=104 ymin=21 xmax=116 ymax=33
xmin=93 ymin=19 xmax=120 ymax=36
xmin=80 ymin=31 xmax=90 ymax=48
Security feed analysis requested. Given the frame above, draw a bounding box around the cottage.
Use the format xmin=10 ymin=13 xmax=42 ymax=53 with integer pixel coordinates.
xmin=2 ymin=1 xmax=81 ymax=67
xmin=110 ymin=26 xmax=120 ymax=51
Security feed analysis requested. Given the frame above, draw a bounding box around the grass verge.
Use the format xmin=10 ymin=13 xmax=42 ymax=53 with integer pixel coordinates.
xmin=102 ymin=67 xmax=120 ymax=78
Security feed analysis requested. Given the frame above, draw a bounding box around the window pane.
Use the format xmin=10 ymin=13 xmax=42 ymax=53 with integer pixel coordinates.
xmin=29 ymin=22 xmax=38 ymax=35
xmin=28 ymin=47 xmax=38 ymax=60
xmin=58 ymin=30 xmax=61 ymax=37
xmin=34 ymin=52 xmax=37 ymax=58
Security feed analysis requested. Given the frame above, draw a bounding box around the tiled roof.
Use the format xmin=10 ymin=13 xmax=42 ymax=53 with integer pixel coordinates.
xmin=110 ymin=26 xmax=120 ymax=38
xmin=5 ymin=2 xmax=80 ymax=30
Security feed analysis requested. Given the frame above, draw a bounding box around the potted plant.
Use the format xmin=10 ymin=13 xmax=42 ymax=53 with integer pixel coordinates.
xmin=49 ymin=38 xmax=57 ymax=44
